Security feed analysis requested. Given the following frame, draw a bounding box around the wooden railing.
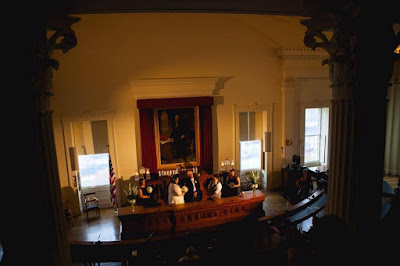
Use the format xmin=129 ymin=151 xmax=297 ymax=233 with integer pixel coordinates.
xmin=118 ymin=190 xmax=266 ymax=240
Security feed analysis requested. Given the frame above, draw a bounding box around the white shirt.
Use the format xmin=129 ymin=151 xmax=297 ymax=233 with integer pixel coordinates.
xmin=190 ymin=177 xmax=197 ymax=192
xmin=168 ymin=182 xmax=185 ymax=205
xmin=208 ymin=180 xmax=222 ymax=199
xmin=214 ymin=182 xmax=222 ymax=198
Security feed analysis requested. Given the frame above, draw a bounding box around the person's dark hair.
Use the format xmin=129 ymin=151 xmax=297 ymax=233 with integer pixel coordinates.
xmin=138 ymin=178 xmax=145 ymax=187
xmin=185 ymin=246 xmax=195 ymax=257
xmin=170 ymin=174 xmax=179 ymax=184
xmin=229 ymin=169 xmax=236 ymax=176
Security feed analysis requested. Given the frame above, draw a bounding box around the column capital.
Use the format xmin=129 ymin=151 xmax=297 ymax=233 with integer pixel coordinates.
xmin=33 ymin=14 xmax=80 ymax=113
xmin=281 ymin=77 xmax=300 ymax=94
xmin=301 ymin=2 xmax=359 ymax=99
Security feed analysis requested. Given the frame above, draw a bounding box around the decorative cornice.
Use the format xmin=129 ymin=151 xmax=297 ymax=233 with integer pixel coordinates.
xmin=131 ymin=77 xmax=231 ymax=99
xmin=233 ymin=102 xmax=274 ymax=112
xmin=276 ymin=48 xmax=329 ymax=61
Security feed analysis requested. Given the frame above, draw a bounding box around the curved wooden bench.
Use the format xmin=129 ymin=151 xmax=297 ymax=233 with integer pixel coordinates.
xmin=258 ymin=189 xmax=325 ymax=224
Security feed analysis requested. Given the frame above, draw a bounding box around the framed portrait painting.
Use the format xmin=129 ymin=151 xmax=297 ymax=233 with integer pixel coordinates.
xmin=154 ymin=106 xmax=200 ymax=169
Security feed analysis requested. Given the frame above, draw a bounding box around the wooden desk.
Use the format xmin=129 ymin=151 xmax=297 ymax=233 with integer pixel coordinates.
xmin=117 ymin=190 xmax=266 ymax=240
xmin=281 ymin=166 xmax=308 ymax=204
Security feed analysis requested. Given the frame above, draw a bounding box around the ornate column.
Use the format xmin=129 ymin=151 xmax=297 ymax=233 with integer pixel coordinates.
xmin=384 ymin=58 xmax=400 ymax=175
xmin=301 ymin=1 xmax=397 ymax=233
xmin=30 ymin=14 xmax=80 ymax=265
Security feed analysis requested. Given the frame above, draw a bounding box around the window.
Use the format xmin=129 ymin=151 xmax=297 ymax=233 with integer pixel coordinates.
xmin=239 ymin=111 xmax=261 ymax=170
xmin=304 ymin=107 xmax=329 ymax=166
xmin=240 ymin=140 xmax=262 ymax=171
xmin=78 ymin=153 xmax=110 ymax=188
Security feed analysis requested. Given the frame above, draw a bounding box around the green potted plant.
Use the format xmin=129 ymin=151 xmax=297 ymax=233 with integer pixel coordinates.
xmin=245 ymin=170 xmax=260 ymax=196
xmin=124 ymin=182 xmax=138 ymax=211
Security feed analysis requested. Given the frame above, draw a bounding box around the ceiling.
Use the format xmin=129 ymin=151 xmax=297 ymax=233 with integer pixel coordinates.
xmin=60 ymin=0 xmax=400 ymax=27
xmin=66 ymin=0 xmax=309 ymax=16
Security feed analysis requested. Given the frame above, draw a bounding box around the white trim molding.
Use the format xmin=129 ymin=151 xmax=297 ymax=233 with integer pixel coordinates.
xmin=276 ymin=48 xmax=329 ymax=61
xmin=276 ymin=48 xmax=330 ymax=79
xmin=131 ymin=77 xmax=232 ymax=99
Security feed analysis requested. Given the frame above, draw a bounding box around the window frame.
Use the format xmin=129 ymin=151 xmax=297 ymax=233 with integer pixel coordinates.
xmin=233 ymin=103 xmax=274 ymax=189
xmin=300 ymin=102 xmax=331 ymax=167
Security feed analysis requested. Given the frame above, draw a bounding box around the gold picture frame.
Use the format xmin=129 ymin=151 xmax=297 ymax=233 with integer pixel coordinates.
xmin=154 ymin=106 xmax=200 ymax=170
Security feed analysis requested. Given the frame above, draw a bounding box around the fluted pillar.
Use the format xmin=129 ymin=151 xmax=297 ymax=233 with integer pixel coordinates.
xmin=384 ymin=59 xmax=400 ymax=175
xmin=301 ymin=1 xmax=397 ymax=233
xmin=28 ymin=14 xmax=80 ymax=265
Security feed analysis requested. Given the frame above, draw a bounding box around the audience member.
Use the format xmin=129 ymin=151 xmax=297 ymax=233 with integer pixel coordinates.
xmin=178 ymin=246 xmax=200 ymax=263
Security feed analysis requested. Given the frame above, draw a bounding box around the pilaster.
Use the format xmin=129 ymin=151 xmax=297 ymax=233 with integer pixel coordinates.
xmin=281 ymin=77 xmax=299 ymax=164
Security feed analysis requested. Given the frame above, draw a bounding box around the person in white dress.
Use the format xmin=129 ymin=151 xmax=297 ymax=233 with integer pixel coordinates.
xmin=168 ymin=175 xmax=186 ymax=205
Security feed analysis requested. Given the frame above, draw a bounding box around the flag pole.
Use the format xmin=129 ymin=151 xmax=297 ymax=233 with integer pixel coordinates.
xmin=107 ymin=144 xmax=119 ymax=210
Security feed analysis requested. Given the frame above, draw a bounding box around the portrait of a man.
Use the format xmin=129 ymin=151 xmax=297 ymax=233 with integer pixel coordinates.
xmin=156 ymin=107 xmax=199 ymax=166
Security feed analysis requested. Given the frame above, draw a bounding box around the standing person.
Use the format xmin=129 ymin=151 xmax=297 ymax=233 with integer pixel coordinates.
xmin=168 ymin=175 xmax=186 ymax=205
xmin=225 ymin=169 xmax=241 ymax=197
xmin=169 ymin=114 xmax=189 ymax=161
xmin=184 ymin=170 xmax=203 ymax=202
xmin=207 ymin=175 xmax=222 ymax=199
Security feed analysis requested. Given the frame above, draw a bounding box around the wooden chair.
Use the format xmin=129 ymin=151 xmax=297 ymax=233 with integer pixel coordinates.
xmin=83 ymin=192 xmax=100 ymax=220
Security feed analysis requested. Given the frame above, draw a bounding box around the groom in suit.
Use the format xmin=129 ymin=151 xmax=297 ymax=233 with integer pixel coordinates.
xmin=184 ymin=170 xmax=203 ymax=202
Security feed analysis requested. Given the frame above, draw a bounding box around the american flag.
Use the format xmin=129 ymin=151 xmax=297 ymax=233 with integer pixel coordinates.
xmin=109 ymin=154 xmax=117 ymax=205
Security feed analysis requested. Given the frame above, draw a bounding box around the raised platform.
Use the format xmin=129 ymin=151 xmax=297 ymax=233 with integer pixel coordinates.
xmin=117 ymin=190 xmax=266 ymax=240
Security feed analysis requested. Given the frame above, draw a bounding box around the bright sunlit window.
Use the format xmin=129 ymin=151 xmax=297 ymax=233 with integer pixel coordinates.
xmin=78 ymin=153 xmax=110 ymax=188
xmin=304 ymin=107 xmax=329 ymax=166
xmin=240 ymin=140 xmax=262 ymax=171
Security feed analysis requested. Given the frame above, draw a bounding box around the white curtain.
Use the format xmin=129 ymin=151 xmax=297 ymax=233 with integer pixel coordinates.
xmin=384 ymin=62 xmax=400 ymax=175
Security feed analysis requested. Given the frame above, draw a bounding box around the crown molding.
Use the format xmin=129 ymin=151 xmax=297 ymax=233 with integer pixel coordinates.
xmin=131 ymin=77 xmax=231 ymax=99
xmin=276 ymin=48 xmax=329 ymax=61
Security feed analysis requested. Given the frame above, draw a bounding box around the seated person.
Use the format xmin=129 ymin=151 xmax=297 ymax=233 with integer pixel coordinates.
xmin=184 ymin=170 xmax=203 ymax=202
xmin=225 ymin=169 xmax=241 ymax=197
xmin=178 ymin=246 xmax=200 ymax=263
xmin=207 ymin=175 xmax=222 ymax=199
xmin=136 ymin=178 xmax=159 ymax=207
xmin=168 ymin=175 xmax=186 ymax=205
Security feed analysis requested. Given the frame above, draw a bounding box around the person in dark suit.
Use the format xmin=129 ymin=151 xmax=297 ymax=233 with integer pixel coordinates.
xmin=170 ymin=114 xmax=189 ymax=161
xmin=184 ymin=170 xmax=203 ymax=202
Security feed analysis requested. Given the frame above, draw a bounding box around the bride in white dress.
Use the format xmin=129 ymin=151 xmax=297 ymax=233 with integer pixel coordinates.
xmin=168 ymin=175 xmax=186 ymax=205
